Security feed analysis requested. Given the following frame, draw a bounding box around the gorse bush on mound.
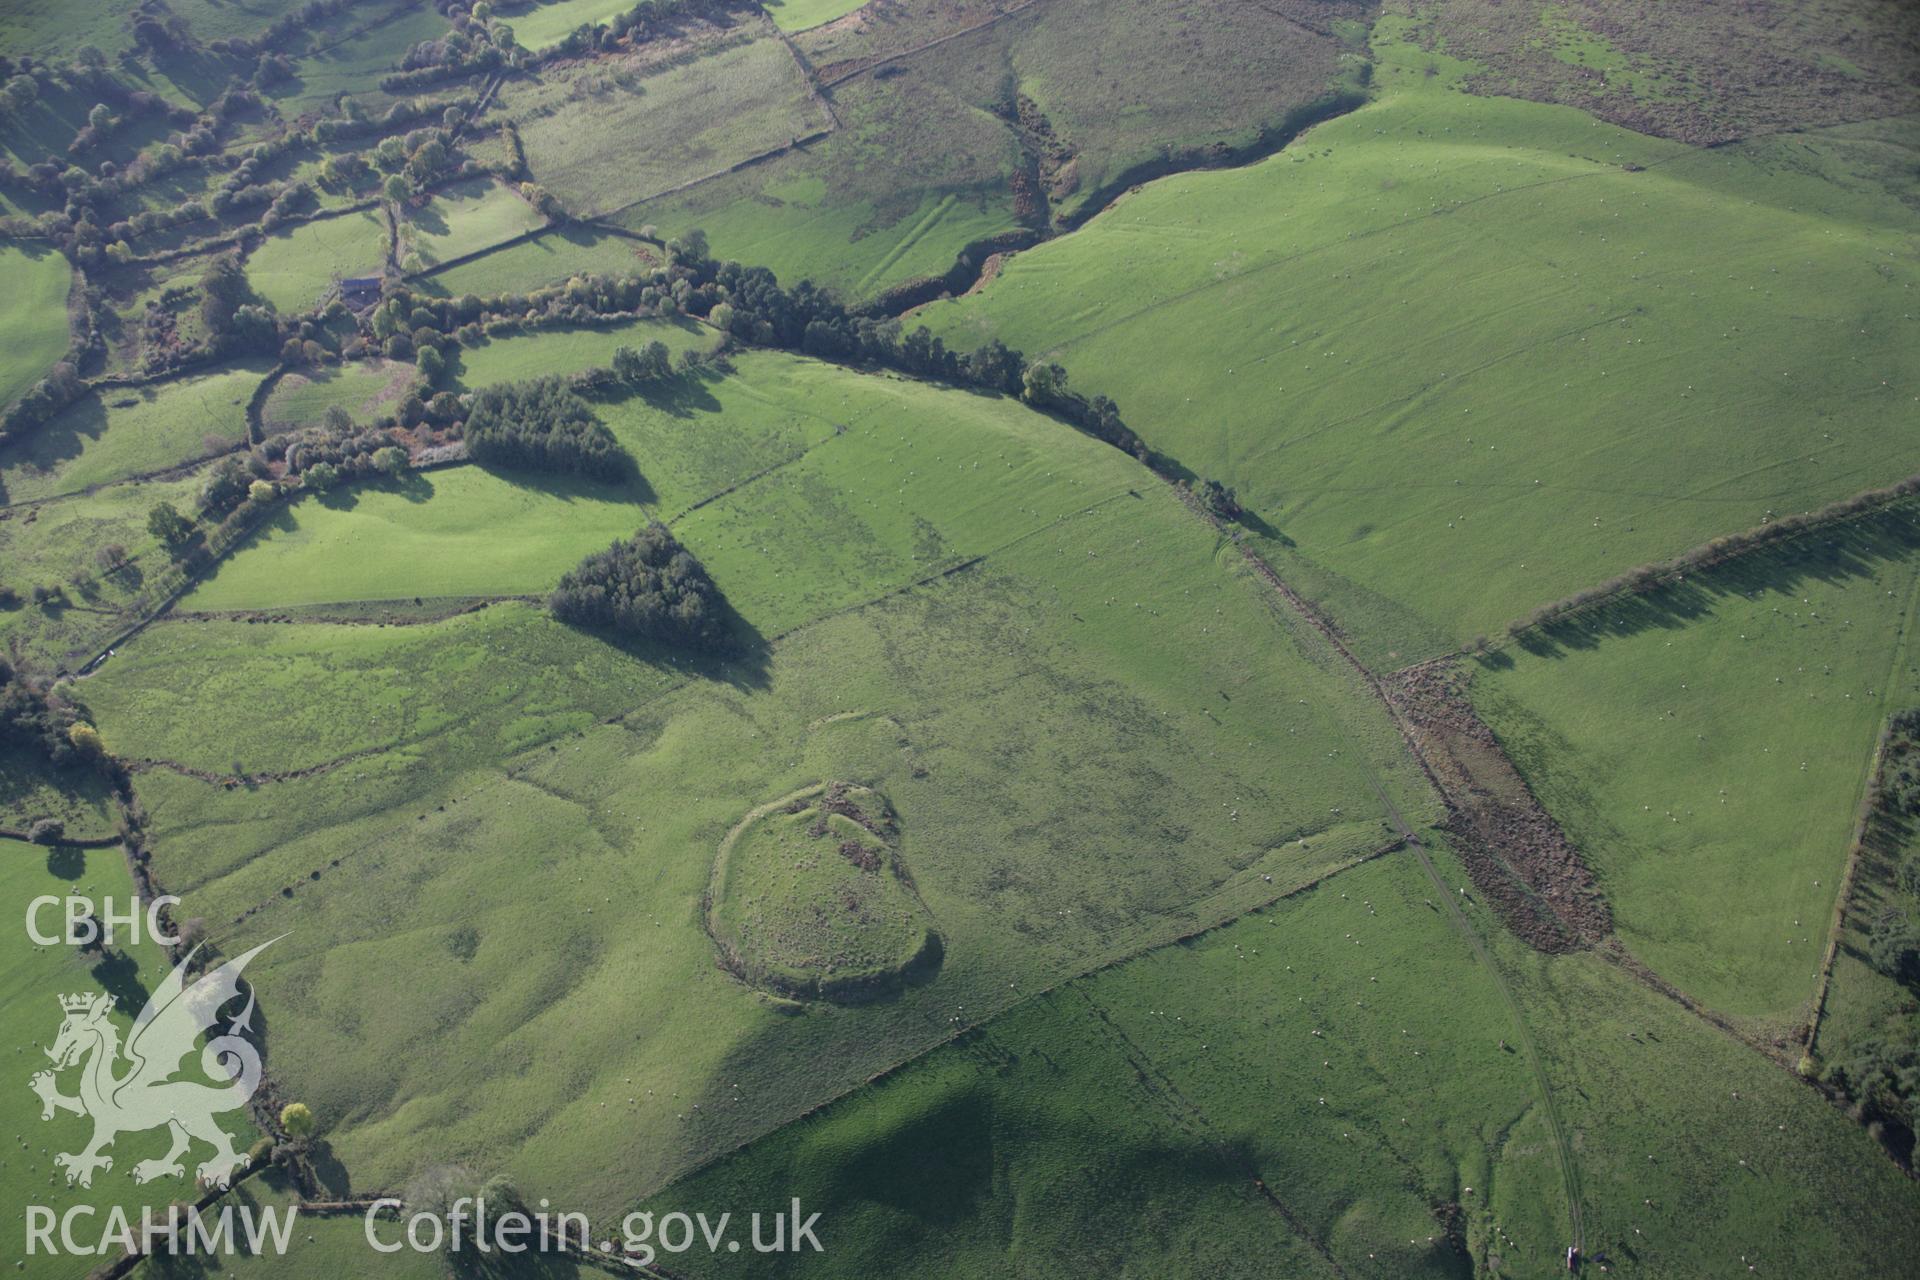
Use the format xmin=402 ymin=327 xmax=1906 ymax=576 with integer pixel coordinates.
xmin=463 ymin=377 xmax=630 ymax=480
xmin=549 ymin=522 xmax=724 ymax=648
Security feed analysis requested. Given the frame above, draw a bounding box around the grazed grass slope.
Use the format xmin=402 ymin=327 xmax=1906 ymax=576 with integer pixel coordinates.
xmin=1389 ymin=0 xmax=1920 ymax=144
xmin=398 ymin=175 xmax=545 ymax=270
xmin=0 ymin=745 xmax=116 ymax=839
xmin=1474 ymin=502 xmax=1920 ymax=1029
xmin=82 ymin=352 xmax=1428 ymax=1220
xmin=508 ymin=24 xmax=825 ymax=218
xmin=923 ymin=25 xmax=1920 ymax=663
xmin=765 ymin=0 xmax=868 ymax=32
xmin=0 ymin=360 xmax=267 ymax=505
xmin=260 ymin=359 xmax=417 ymax=433
xmin=450 ymin=315 xmax=714 ymax=389
xmin=645 ymin=842 xmax=1920 ymax=1278
xmin=0 ymin=469 xmax=212 ymax=669
xmin=0 ymin=245 xmax=73 ymax=417
xmin=418 ymin=227 xmax=661 ymax=297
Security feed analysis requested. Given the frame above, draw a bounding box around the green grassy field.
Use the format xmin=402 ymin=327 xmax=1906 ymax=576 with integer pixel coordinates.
xmin=646 ymin=839 xmax=1920 ymax=1276
xmin=0 ymin=245 xmax=72 ymax=417
xmin=168 ymin=0 xmax=307 ymax=41
xmin=418 ymin=226 xmax=660 ymax=297
xmin=125 ymin=1170 xmax=465 ymax=1280
xmin=505 ymin=0 xmax=641 ymax=50
xmin=183 ymin=464 xmax=655 ymax=609
xmin=622 ymin=173 xmax=1020 ymax=302
xmin=264 ymin=1 xmax=457 ymax=117
xmin=0 ymin=360 xmax=267 ymax=505
xmin=450 ymin=315 xmax=714 ymax=389
xmin=1473 ymin=503 xmax=1920 ymax=1029
xmin=0 ymin=470 xmax=211 ymax=669
xmin=397 ymin=176 xmax=545 ymax=271
xmin=6 ymin=5 xmax=1916 ymax=1272
xmin=922 ymin=21 xmax=1920 ymax=664
xmin=246 ymin=208 xmax=390 ymax=315
xmin=0 ymin=0 xmax=133 ymax=59
xmin=606 ymin=66 xmax=1021 ymax=301
xmin=617 ymin=0 xmax=1360 ymax=301
xmin=82 ymin=346 xmax=1428 ymax=1220
xmin=649 ymin=849 xmax=1532 ymax=1278
xmin=509 ymin=26 xmax=826 ymax=218
xmin=1485 ymin=880 xmax=1920 ymax=1280
xmin=260 ymin=359 xmax=417 ymax=433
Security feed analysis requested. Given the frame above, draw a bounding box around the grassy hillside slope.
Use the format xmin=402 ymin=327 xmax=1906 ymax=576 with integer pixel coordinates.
xmin=0 ymin=360 xmax=267 ymax=504
xmin=644 ymin=843 xmax=1920 ymax=1277
xmin=82 ymin=351 xmax=1429 ymax=1217
xmin=0 ymin=244 xmax=72 ymax=417
xmin=1474 ymin=503 xmax=1920 ymax=1030
xmin=922 ymin=24 xmax=1920 ymax=663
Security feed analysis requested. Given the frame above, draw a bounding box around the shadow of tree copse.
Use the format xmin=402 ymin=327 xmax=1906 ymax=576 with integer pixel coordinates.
xmin=0 ymin=393 xmax=109 ymax=500
xmin=554 ymin=582 xmax=772 ymax=693
xmin=479 ymin=446 xmax=661 ymax=506
xmin=87 ymin=948 xmax=152 ymax=1018
xmin=625 ymin=363 xmax=727 ymax=420
xmin=45 ymin=844 xmax=85 ymax=880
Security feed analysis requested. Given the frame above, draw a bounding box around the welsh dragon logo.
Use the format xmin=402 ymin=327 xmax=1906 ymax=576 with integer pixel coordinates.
xmin=28 ymin=938 xmax=279 ymax=1190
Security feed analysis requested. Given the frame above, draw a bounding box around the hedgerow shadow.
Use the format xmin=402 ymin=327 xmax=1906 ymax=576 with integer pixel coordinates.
xmin=1516 ymin=503 xmax=1920 ymax=660
xmin=0 ymin=393 xmax=107 ymax=490
xmin=557 ymin=586 xmax=771 ymax=692
xmin=626 ymin=365 xmax=726 ymax=420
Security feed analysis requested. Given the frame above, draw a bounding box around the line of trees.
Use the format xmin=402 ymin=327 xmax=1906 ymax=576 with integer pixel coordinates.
xmin=363 ymin=239 xmax=1172 ymax=475
xmin=550 ymin=522 xmax=725 ymax=648
xmin=534 ymin=0 xmax=757 ymax=61
xmin=0 ymin=361 xmax=85 ymax=446
xmin=1824 ymin=704 xmax=1919 ymax=1162
xmin=683 ymin=257 xmax=1153 ymax=460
